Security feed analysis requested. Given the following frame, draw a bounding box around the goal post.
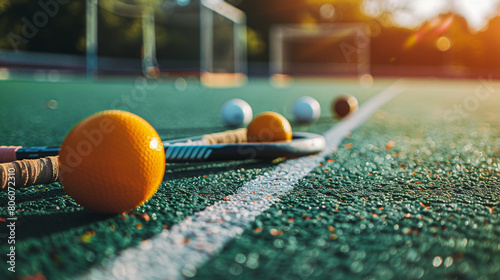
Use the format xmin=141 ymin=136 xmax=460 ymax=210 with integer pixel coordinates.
xmin=270 ymin=23 xmax=370 ymax=78
xmin=200 ymin=0 xmax=247 ymax=87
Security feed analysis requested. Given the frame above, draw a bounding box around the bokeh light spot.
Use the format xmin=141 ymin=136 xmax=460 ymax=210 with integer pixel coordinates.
xmin=436 ymin=36 xmax=451 ymax=51
xmin=319 ymin=4 xmax=335 ymax=19
xmin=0 ymin=68 xmax=10 ymax=80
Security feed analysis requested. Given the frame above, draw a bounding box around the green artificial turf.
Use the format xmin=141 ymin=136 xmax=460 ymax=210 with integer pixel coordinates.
xmin=0 ymin=77 xmax=375 ymax=279
xmin=1 ymin=78 xmax=499 ymax=280
xmin=194 ymin=79 xmax=500 ymax=280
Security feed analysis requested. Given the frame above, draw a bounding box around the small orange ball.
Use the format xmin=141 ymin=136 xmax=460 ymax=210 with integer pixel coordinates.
xmin=58 ymin=110 xmax=165 ymax=214
xmin=247 ymin=112 xmax=293 ymax=142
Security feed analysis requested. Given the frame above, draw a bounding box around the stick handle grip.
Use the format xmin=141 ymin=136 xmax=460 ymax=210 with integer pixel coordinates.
xmin=0 ymin=156 xmax=59 ymax=190
xmin=202 ymin=128 xmax=247 ymax=144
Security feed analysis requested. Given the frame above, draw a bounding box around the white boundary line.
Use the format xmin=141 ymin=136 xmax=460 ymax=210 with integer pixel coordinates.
xmin=81 ymin=80 xmax=406 ymax=280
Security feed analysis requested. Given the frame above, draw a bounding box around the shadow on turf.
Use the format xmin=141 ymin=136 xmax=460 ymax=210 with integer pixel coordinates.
xmin=0 ymin=184 xmax=115 ymax=240
xmin=7 ymin=160 xmax=278 ymax=240
xmin=13 ymin=211 xmax=112 ymax=241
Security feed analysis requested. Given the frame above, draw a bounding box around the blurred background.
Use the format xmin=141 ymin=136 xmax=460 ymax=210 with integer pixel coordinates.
xmin=1 ymin=0 xmax=500 ymax=79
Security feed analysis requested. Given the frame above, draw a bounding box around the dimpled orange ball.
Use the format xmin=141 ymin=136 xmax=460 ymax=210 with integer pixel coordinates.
xmin=58 ymin=110 xmax=165 ymax=214
xmin=247 ymin=112 xmax=293 ymax=142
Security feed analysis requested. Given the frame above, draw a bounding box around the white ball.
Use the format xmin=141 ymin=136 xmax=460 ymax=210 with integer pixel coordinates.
xmin=220 ymin=98 xmax=253 ymax=127
xmin=291 ymin=96 xmax=321 ymax=123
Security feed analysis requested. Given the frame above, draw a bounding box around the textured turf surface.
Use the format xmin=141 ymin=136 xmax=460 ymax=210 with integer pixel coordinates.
xmin=1 ymin=78 xmax=499 ymax=280
xmin=195 ymin=80 xmax=500 ymax=280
